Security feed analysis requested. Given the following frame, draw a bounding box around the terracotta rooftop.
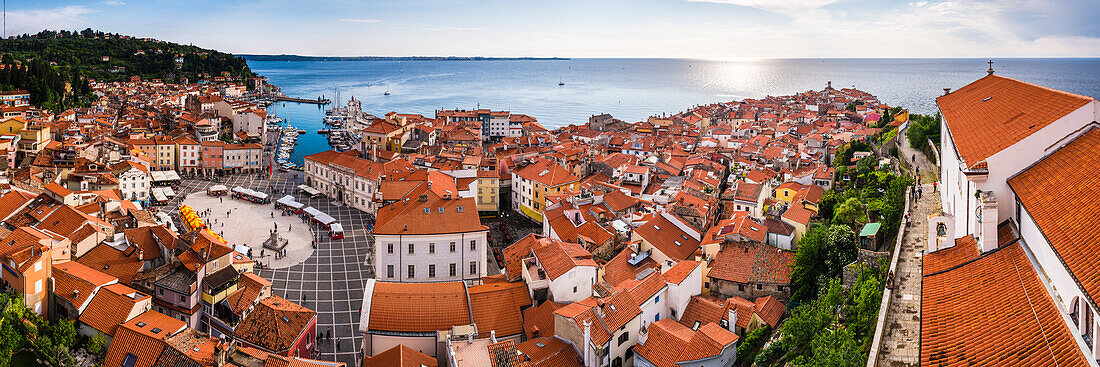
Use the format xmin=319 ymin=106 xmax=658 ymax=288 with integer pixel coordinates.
xmin=52 ymin=261 xmax=118 ymax=312
xmin=937 ymin=74 xmax=1094 ymax=168
xmin=362 ymin=344 xmax=436 ymax=367
xmin=522 ymin=301 xmax=568 ymax=340
xmin=633 ymin=319 xmax=738 ymax=367
xmin=373 ymin=179 xmax=487 ymax=236
xmin=79 ymin=283 xmax=150 ymax=336
xmin=708 ymin=242 xmax=794 ymax=285
xmin=1009 ymin=127 xmax=1100 ymax=311
xmin=367 ymin=281 xmax=472 ymax=333
xmin=515 ymin=337 xmax=583 ymax=367
xmin=922 ymin=242 xmax=1088 ymax=366
xmin=924 ymin=235 xmax=982 ymax=275
xmin=468 ymin=281 xmax=532 ymax=338
xmin=633 ymin=212 xmax=702 ymax=261
xmin=234 ymin=295 xmax=316 ymax=353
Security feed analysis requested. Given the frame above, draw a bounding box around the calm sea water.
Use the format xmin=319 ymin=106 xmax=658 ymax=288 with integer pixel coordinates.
xmin=250 ymin=58 xmax=1100 ymax=164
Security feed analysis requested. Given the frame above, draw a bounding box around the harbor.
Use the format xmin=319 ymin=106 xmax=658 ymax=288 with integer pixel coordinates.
xmin=320 ymin=92 xmax=368 ymax=152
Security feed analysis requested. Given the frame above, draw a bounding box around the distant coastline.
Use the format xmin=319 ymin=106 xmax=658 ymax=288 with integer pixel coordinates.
xmin=240 ymin=54 xmax=569 ymax=61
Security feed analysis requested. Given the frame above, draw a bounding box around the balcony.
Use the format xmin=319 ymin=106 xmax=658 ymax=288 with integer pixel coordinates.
xmin=523 ymin=257 xmax=549 ymax=290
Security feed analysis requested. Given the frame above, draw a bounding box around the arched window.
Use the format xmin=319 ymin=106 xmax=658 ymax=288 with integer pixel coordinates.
xmin=1086 ymin=301 xmax=1095 ymax=348
xmin=1072 ymin=296 xmax=1081 ymax=326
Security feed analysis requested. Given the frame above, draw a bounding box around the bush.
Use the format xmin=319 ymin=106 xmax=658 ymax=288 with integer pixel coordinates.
xmin=87 ymin=334 xmax=107 ymax=357
xmin=736 ymin=326 xmax=772 ymax=366
xmin=754 ymin=341 xmax=787 ymax=366
xmin=905 ymin=113 xmax=941 ymax=150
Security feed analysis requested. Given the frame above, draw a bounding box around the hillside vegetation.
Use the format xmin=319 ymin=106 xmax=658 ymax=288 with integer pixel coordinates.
xmin=0 ymin=29 xmax=254 ymax=85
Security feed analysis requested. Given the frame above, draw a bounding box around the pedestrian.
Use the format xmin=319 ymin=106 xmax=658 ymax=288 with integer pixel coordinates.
xmin=912 ymin=154 xmax=916 ymax=162
xmin=918 ymin=187 xmax=923 ymax=199
xmin=933 ymin=181 xmax=938 ymax=192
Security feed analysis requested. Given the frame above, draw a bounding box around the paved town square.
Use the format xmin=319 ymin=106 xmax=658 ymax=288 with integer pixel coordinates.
xmin=161 ymin=172 xmax=374 ymax=366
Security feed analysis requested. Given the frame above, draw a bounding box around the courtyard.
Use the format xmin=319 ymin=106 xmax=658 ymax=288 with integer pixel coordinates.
xmin=160 ymin=171 xmax=374 ymax=366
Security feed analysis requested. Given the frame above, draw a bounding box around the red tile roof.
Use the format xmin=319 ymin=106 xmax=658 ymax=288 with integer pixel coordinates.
xmin=708 ymin=242 xmax=794 ymax=285
xmin=522 ymin=301 xmax=568 ymax=340
xmin=513 ymin=158 xmax=580 ymax=187
xmin=79 ymin=283 xmax=150 ymax=336
xmin=367 ymin=281 xmax=471 ymax=333
xmin=1009 ymin=127 xmax=1100 ymax=310
xmin=468 ymin=281 xmax=531 ymax=338
xmin=602 ymin=248 xmax=661 ymax=288
xmin=373 ymin=179 xmax=487 ymax=235
xmin=662 ymin=260 xmax=699 ymax=285
xmin=515 ymin=337 xmax=584 ymax=367
xmin=924 ymin=236 xmax=981 ymax=275
xmin=633 ymin=319 xmax=737 ymax=367
xmin=937 ymin=75 xmax=1094 ymax=168
xmin=634 ymin=213 xmax=701 ymax=261
xmin=52 ymin=261 xmax=117 ymax=311
xmin=362 ymin=344 xmax=437 ymax=367
xmin=503 ymin=234 xmax=597 ymax=282
xmin=235 ymin=295 xmax=316 ymax=353
xmin=77 ymin=243 xmax=144 ymax=284
xmin=922 ymin=243 xmax=1088 ymax=366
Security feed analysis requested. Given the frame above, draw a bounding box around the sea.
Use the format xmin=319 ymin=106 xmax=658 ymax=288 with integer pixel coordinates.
xmin=248 ymin=58 xmax=1100 ymax=164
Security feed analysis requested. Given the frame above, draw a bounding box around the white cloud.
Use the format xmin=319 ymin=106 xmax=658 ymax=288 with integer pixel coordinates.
xmin=103 ymin=0 xmax=126 ymax=5
xmin=687 ymin=0 xmax=841 ymax=16
xmin=340 ymin=18 xmax=382 ymax=24
xmin=6 ymin=6 xmax=96 ymax=35
xmin=423 ymin=27 xmax=486 ymax=32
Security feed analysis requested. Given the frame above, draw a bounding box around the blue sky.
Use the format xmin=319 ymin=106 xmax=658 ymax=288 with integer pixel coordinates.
xmin=9 ymin=0 xmax=1100 ymax=57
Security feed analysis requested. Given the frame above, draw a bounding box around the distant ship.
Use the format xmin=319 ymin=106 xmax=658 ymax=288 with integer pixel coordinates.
xmin=384 ymin=91 xmax=391 ymax=95
xmin=559 ymin=81 xmax=565 ymax=86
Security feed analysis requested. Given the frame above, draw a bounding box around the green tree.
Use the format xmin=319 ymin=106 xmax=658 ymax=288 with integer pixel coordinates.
xmin=848 ymin=266 xmax=884 ymax=339
xmin=789 ymin=226 xmax=827 ymax=304
xmin=781 ymin=279 xmax=843 ymax=359
xmin=737 ymin=326 xmax=772 ymax=366
xmin=792 ymin=326 xmax=864 ymax=367
xmin=48 ymin=319 xmax=77 ymax=349
xmin=87 ymin=333 xmax=107 ymax=357
xmin=818 ymin=190 xmax=838 ymax=224
xmin=832 ymin=198 xmax=866 ymax=229
xmin=823 ymin=225 xmax=859 ymax=277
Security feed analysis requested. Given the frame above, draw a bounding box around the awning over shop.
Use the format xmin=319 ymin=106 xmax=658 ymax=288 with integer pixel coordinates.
xmin=276 ymin=195 xmax=305 ymax=209
xmin=297 ymin=184 xmax=322 ymax=197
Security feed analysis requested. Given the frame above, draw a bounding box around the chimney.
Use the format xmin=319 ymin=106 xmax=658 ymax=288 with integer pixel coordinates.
xmin=583 ymin=321 xmax=594 ymax=367
xmin=978 ymin=191 xmax=999 ymax=252
xmin=943 ymin=88 xmax=951 ymax=96
xmin=214 ymin=341 xmax=227 ymax=367
xmin=728 ymin=308 xmax=737 ymax=333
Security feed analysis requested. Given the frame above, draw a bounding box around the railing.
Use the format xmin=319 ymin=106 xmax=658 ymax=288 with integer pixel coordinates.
xmin=865 ymin=186 xmax=912 ymax=367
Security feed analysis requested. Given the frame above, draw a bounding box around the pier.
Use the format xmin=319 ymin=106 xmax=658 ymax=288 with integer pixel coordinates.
xmin=272 ymin=94 xmax=331 ymax=105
